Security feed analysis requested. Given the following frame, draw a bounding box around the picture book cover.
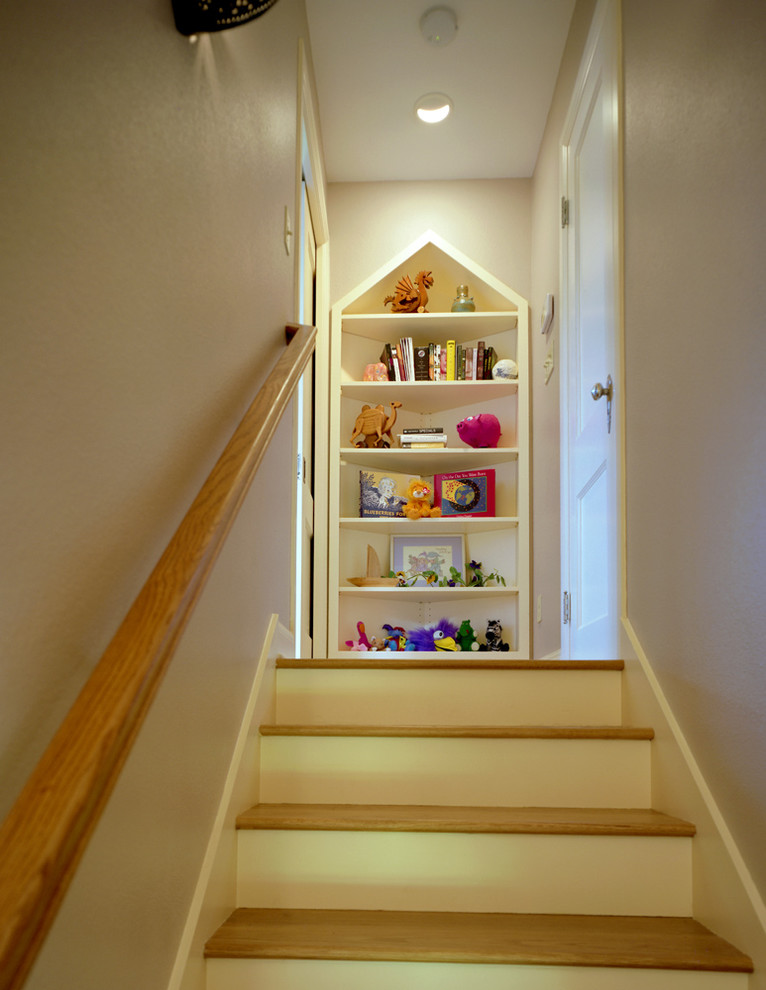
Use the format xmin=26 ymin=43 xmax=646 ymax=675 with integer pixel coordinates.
xmin=359 ymin=469 xmax=420 ymax=518
xmin=433 ymin=469 xmax=496 ymax=518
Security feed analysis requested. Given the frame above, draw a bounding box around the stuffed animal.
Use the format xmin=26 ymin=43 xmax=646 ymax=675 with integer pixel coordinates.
xmin=456 ymin=619 xmax=480 ymax=652
xmin=345 ymin=620 xmax=372 ymax=651
xmin=382 ymin=623 xmax=407 ymax=651
xmin=403 ymin=478 xmax=442 ymax=519
xmin=480 ymin=619 xmax=510 ymax=652
xmin=406 ymin=619 xmax=459 ymax=652
xmin=456 ymin=413 xmax=501 ymax=449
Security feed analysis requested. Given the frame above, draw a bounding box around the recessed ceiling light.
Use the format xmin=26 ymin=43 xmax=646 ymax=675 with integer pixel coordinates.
xmin=415 ymin=92 xmax=453 ymax=123
xmin=420 ymin=6 xmax=458 ymax=47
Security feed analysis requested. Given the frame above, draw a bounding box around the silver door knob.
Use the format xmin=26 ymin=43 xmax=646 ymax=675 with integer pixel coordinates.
xmin=591 ymin=375 xmax=613 ymax=401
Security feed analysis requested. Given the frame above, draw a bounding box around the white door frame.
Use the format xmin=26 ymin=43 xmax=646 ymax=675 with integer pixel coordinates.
xmin=291 ymin=38 xmax=330 ymax=657
xmin=559 ymin=0 xmax=626 ymax=657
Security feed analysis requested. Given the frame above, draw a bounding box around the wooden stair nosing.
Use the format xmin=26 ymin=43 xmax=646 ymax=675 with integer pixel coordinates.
xmin=204 ymin=908 xmax=753 ymax=973
xmin=235 ymin=803 xmax=695 ymax=836
xmin=259 ymin=724 xmax=654 ymax=740
xmin=277 ymin=658 xmax=625 ymax=671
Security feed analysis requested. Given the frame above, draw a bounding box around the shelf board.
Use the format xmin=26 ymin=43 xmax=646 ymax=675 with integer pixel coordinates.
xmin=340 ymin=311 xmax=518 ymax=343
xmin=340 ymin=516 xmax=518 ymax=535
xmin=339 ymin=586 xmax=517 ymax=601
xmin=340 ymin=447 xmax=518 ymax=473
xmin=340 ymin=379 xmax=517 ymax=413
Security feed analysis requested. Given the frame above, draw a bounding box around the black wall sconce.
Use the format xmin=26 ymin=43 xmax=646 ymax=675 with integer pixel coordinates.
xmin=172 ymin=0 xmax=280 ymax=36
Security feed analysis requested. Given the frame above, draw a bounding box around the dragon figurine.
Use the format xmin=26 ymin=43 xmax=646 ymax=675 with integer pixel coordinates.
xmin=383 ymin=270 xmax=434 ymax=313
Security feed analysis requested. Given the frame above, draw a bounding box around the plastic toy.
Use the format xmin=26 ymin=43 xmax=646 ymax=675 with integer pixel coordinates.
xmin=403 ymin=478 xmax=442 ymax=519
xmin=456 ymin=413 xmax=502 ymax=449
xmin=480 ymin=619 xmax=510 ymax=652
xmin=363 ymin=362 xmax=389 ymax=382
xmin=406 ymin=618 xmax=459 ymax=652
xmin=382 ymin=623 xmax=407 ymax=651
xmin=456 ymin=619 xmax=480 ymax=652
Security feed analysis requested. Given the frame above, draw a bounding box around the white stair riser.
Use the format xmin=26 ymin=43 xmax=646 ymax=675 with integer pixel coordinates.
xmin=207 ymin=958 xmax=748 ymax=990
xmin=236 ymin=830 xmax=692 ymax=916
xmin=259 ymin=736 xmax=651 ymax=807
xmin=275 ymin=669 xmax=622 ymax=726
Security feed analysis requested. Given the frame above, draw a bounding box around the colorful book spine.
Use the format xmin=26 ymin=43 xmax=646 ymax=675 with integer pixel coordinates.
xmin=446 ymin=340 xmax=456 ymax=380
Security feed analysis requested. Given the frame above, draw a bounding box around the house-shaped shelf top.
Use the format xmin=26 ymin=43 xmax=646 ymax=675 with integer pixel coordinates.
xmin=336 ymin=230 xmax=528 ymax=318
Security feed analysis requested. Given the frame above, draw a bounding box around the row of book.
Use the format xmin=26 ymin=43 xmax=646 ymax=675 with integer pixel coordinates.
xmin=380 ymin=339 xmax=498 ymax=382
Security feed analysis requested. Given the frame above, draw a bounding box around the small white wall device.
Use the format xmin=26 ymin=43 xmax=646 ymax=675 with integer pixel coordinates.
xmin=540 ymin=293 xmax=554 ymax=334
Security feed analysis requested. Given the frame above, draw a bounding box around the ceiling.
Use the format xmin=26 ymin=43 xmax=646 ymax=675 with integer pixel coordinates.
xmin=304 ymin=0 xmax=576 ymax=184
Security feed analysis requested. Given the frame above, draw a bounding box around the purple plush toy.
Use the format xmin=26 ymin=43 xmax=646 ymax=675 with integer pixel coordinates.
xmin=456 ymin=413 xmax=502 ymax=448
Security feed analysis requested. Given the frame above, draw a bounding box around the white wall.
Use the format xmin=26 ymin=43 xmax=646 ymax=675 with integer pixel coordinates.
xmin=621 ymin=0 xmax=766 ymax=901
xmin=328 ymin=180 xmax=531 ymax=309
xmin=0 ymin=1 xmax=313 ymax=987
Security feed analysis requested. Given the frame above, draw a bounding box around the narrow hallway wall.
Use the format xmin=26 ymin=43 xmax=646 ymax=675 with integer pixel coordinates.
xmin=0 ymin=1 xmax=314 ymax=988
xmin=621 ymin=0 xmax=766 ymax=899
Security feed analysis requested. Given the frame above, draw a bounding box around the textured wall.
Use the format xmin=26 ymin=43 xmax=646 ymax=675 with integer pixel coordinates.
xmin=0 ymin=1 xmax=311 ymax=987
xmin=622 ymin=0 xmax=766 ymax=896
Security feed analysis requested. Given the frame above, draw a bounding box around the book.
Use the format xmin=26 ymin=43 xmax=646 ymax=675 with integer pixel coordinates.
xmin=446 ymin=340 xmax=456 ymax=380
xmin=359 ymin=469 xmax=418 ymax=518
xmin=433 ymin=469 xmax=496 ymax=518
xmin=413 ymin=344 xmax=430 ymax=381
xmin=476 ymin=341 xmax=485 ymax=379
xmin=402 ymin=427 xmax=444 ymax=434
xmin=400 ymin=442 xmax=447 ymax=449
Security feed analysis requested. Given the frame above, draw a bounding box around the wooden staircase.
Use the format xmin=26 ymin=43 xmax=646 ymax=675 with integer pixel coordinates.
xmin=205 ymin=659 xmax=753 ymax=989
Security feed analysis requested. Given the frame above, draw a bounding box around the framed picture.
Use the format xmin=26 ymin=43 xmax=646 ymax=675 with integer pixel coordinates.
xmin=391 ymin=535 xmax=465 ymax=587
xmin=433 ymin=469 xmax=495 ymax=518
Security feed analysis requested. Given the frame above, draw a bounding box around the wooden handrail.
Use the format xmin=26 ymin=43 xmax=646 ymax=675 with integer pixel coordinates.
xmin=0 ymin=323 xmax=316 ymax=990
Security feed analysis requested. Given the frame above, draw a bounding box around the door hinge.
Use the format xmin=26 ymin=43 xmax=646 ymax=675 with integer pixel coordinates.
xmin=561 ymin=196 xmax=570 ymax=228
xmin=562 ymin=590 xmax=571 ymax=624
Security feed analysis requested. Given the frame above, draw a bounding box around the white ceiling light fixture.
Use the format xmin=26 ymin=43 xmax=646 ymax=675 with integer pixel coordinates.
xmin=415 ymin=92 xmax=453 ymax=124
xmin=420 ymin=6 xmax=458 ymax=47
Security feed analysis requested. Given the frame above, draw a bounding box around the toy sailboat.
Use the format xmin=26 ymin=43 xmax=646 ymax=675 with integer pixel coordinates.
xmin=348 ymin=545 xmax=398 ymax=587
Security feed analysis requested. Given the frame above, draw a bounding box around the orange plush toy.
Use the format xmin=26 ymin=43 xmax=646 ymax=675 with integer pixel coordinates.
xmin=403 ymin=479 xmax=442 ymax=520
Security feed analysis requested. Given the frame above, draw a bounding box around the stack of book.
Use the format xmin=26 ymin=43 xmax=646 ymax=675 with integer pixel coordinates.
xmin=398 ymin=427 xmax=448 ymax=449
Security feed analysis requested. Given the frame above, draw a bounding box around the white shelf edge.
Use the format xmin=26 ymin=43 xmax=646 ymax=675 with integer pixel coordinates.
xmin=339 ymin=516 xmax=519 ymax=533
xmin=339 ymin=586 xmax=518 ymax=599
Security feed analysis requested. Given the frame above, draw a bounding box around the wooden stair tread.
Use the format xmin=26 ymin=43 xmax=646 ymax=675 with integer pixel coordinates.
xmin=260 ymin=723 xmax=654 ymax=740
xmin=277 ymin=658 xmax=625 ymax=671
xmin=204 ymin=908 xmax=753 ymax=972
xmin=236 ymin=803 xmax=695 ymax=836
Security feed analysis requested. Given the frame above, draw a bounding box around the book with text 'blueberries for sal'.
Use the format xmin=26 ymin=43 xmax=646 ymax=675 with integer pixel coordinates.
xmin=433 ymin=469 xmax=496 ymax=518
xmin=359 ymin=469 xmax=421 ymax=518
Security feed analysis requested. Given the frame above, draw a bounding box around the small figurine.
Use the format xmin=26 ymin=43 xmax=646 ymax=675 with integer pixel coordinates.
xmin=403 ymin=478 xmax=442 ymax=519
xmin=456 ymin=619 xmax=480 ymax=652
xmin=456 ymin=413 xmax=502 ymax=449
xmin=491 ymin=358 xmax=518 ymax=381
xmin=383 ymin=270 xmax=434 ymax=313
xmin=350 ymin=401 xmax=402 ymax=448
xmin=480 ymin=619 xmax=510 ymax=652
xmin=363 ymin=362 xmax=389 ymax=382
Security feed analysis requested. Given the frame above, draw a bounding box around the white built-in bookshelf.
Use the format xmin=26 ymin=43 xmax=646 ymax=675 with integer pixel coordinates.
xmin=327 ymin=232 xmax=530 ymax=658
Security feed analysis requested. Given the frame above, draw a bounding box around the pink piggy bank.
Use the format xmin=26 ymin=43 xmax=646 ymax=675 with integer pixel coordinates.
xmin=456 ymin=413 xmax=501 ymax=448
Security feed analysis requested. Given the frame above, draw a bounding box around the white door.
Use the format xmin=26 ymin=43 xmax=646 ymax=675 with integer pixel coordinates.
xmin=560 ymin=0 xmax=622 ymax=659
xmin=294 ymin=183 xmax=316 ymax=657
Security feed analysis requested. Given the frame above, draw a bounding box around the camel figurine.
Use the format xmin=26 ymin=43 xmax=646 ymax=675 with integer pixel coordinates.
xmin=383 ymin=271 xmax=434 ymax=313
xmin=350 ymin=401 xmax=402 ymax=448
